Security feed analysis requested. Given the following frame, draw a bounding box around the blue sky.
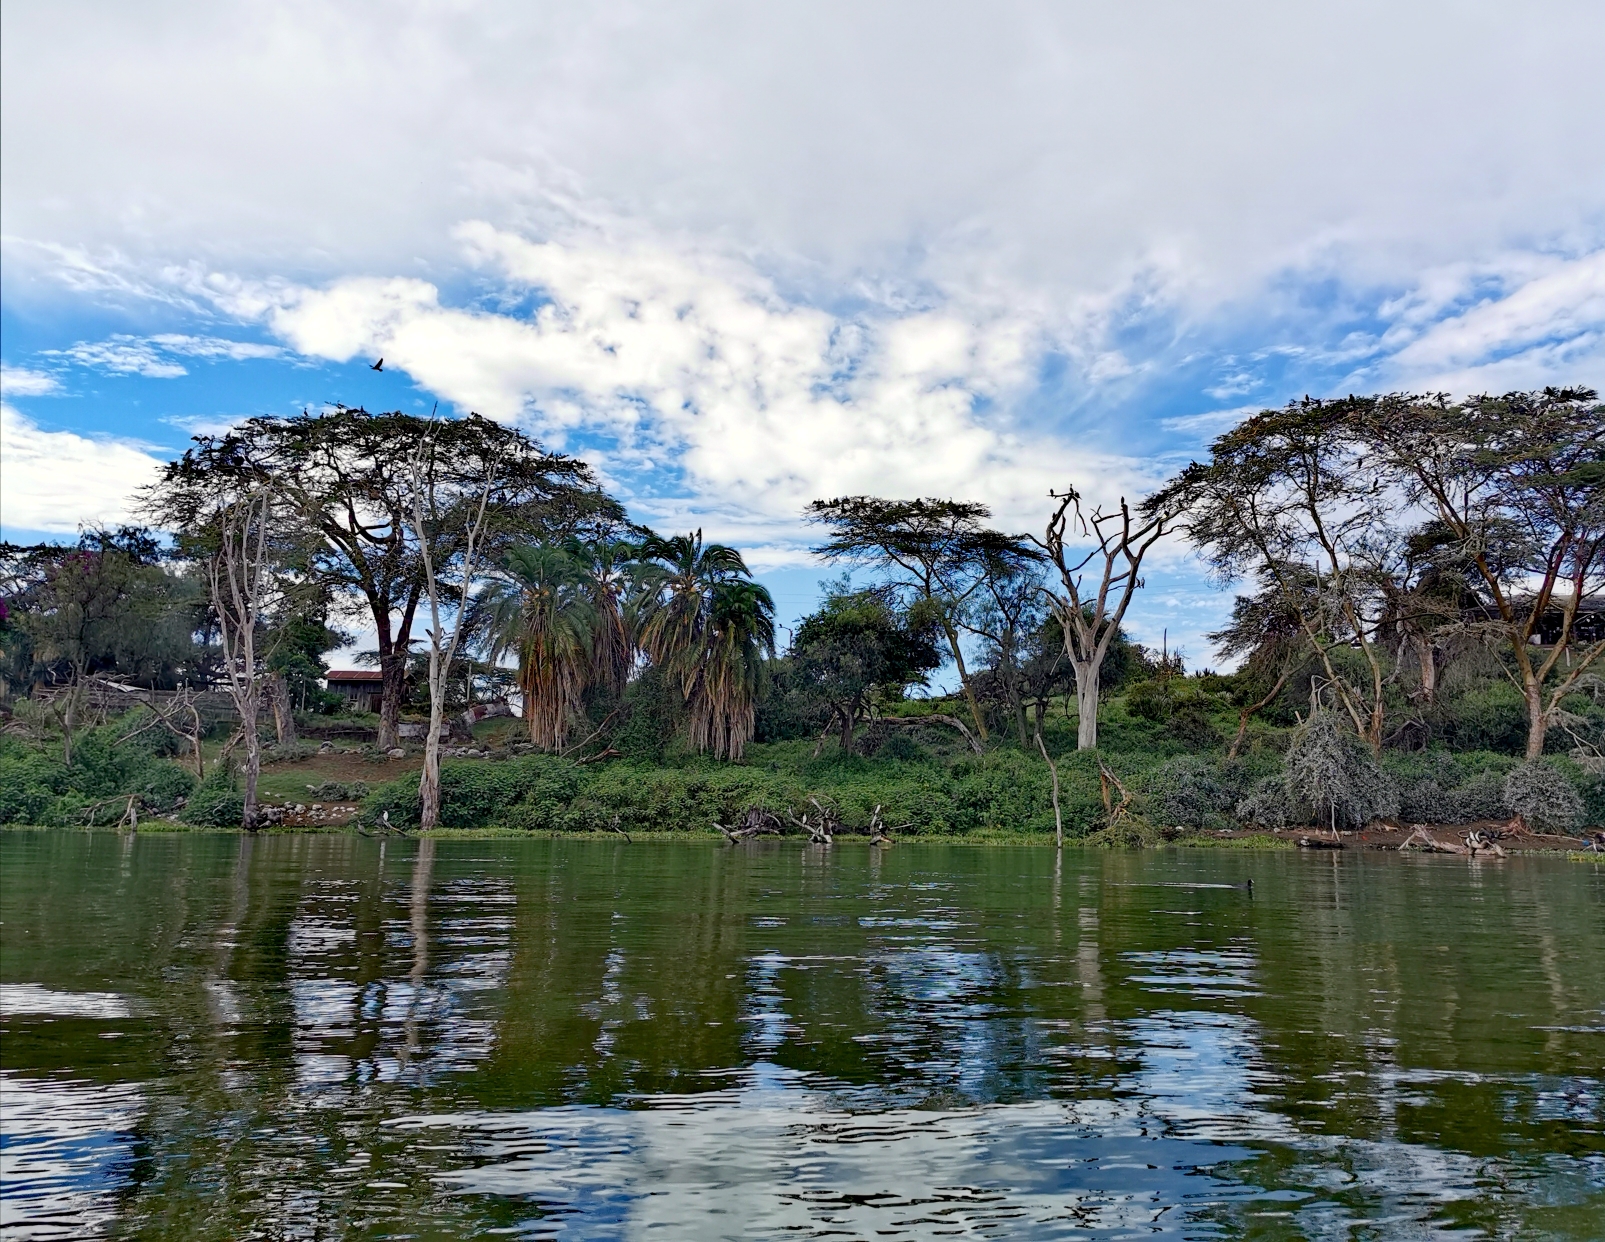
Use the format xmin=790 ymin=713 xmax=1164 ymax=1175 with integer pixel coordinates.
xmin=3 ymin=3 xmax=1602 ymax=668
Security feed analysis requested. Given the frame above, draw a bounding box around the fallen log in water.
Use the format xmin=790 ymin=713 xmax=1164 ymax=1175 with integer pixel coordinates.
xmin=1399 ymin=825 xmax=1467 ymax=854
xmin=1297 ymin=835 xmax=1344 ymax=850
xmin=716 ymin=806 xmax=785 ymax=843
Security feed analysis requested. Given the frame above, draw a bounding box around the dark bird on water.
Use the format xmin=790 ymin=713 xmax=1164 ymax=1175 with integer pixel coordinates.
xmin=371 ymin=358 xmax=384 ymax=371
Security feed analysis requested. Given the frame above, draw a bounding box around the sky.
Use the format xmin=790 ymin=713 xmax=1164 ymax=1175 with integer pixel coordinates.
xmin=3 ymin=1 xmax=1602 ymax=667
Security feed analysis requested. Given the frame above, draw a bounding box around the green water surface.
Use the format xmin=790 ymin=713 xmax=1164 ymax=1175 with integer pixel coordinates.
xmin=1 ymin=832 xmax=1601 ymax=1239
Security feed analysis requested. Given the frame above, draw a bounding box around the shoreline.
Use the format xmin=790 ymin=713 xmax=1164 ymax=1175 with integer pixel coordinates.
xmin=5 ymin=821 xmax=1600 ymax=859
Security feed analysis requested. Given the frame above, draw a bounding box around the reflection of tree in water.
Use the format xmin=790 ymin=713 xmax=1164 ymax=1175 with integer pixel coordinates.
xmin=3 ymin=835 xmax=1600 ymax=1237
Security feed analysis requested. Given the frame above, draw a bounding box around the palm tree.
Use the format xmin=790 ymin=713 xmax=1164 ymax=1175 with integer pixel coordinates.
xmin=564 ymin=537 xmax=640 ymax=699
xmin=637 ymin=531 xmax=774 ymax=760
xmin=480 ymin=545 xmax=596 ymax=751
xmin=692 ymin=578 xmax=776 ymax=760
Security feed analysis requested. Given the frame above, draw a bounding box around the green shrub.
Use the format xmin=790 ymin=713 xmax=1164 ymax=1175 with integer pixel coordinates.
xmin=181 ymin=766 xmax=244 ymax=827
xmin=1236 ymin=775 xmax=1292 ymax=828
xmin=1502 ymin=760 xmax=1585 ymax=833
xmin=1435 ymin=683 xmax=1528 ymax=754
xmin=1281 ymin=712 xmax=1399 ymax=829
xmin=0 ymin=713 xmax=197 ymax=825
xmin=1141 ymin=755 xmax=1232 ymax=828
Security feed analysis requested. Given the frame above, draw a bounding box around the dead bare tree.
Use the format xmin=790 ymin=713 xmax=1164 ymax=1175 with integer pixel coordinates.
xmin=207 ymin=487 xmax=276 ymax=830
xmin=409 ymin=424 xmax=499 ymax=832
xmin=1033 ymin=488 xmax=1173 ymax=750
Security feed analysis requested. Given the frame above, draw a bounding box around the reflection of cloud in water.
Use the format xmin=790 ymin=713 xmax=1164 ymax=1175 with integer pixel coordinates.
xmin=0 ymin=1072 xmax=142 ymax=1240
xmin=398 ymin=1071 xmax=1268 ymax=1239
xmin=0 ymin=985 xmax=132 ymax=1019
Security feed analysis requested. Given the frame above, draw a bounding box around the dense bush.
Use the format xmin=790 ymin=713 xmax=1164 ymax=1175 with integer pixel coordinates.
xmin=1502 ymin=761 xmax=1585 ymax=833
xmin=1123 ymin=679 xmax=1223 ymax=746
xmin=359 ymin=742 xmax=1089 ymax=836
xmin=1235 ymin=775 xmax=1292 ymax=828
xmin=180 ymin=766 xmax=244 ymax=827
xmin=1433 ymin=683 xmax=1529 ymax=754
xmin=0 ymin=711 xmax=197 ymax=825
xmin=1281 ymin=712 xmax=1399 ymax=829
xmin=1141 ymin=755 xmax=1232 ymax=828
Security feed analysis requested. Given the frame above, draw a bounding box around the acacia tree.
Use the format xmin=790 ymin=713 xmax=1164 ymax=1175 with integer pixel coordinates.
xmin=1361 ymin=388 xmax=1605 ymax=759
xmin=148 ymin=408 xmax=618 ymax=749
xmin=1034 ymin=488 xmax=1174 ymax=751
xmin=1208 ymin=580 xmax=1307 ymax=759
xmin=807 ymin=497 xmax=1028 ymax=742
xmin=1150 ymin=399 xmax=1396 ymax=752
xmin=961 ymin=545 xmax=1047 ymax=748
xmin=0 ymin=528 xmax=201 ymax=763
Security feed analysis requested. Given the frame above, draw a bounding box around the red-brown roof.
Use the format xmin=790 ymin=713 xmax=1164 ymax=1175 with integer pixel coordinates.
xmin=325 ymin=670 xmax=384 ymax=682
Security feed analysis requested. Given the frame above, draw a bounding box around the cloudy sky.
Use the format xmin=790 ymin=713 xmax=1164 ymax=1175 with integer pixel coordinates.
xmin=3 ymin=2 xmax=1602 ymax=662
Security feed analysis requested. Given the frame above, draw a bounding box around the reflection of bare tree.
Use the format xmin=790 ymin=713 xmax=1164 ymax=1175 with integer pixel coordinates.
xmin=402 ymin=838 xmax=436 ymax=1063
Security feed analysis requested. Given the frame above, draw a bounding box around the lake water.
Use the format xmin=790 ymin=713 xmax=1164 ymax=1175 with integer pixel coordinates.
xmin=0 ymin=832 xmax=1600 ymax=1240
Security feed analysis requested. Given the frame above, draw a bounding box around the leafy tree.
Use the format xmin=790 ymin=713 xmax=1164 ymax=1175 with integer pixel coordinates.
xmin=961 ymin=544 xmax=1047 ymax=747
xmin=1151 ymin=399 xmax=1398 ymax=752
xmin=147 ymin=408 xmax=620 ymax=749
xmin=0 ymin=528 xmax=204 ymax=762
xmin=807 ymin=496 xmax=1030 ymax=741
xmin=792 ymin=587 xmax=943 ymax=754
xmin=1208 ymin=581 xmax=1310 ymax=758
xmin=1361 ymin=388 xmax=1605 ymax=758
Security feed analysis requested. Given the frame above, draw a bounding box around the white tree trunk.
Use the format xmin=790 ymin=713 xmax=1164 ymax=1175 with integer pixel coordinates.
xmin=1073 ymin=660 xmax=1100 ymax=751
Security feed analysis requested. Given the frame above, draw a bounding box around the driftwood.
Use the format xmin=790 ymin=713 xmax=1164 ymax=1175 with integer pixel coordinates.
xmin=1399 ymin=825 xmax=1464 ymax=854
xmin=1297 ymin=835 xmax=1345 ymax=850
xmin=791 ymin=797 xmax=840 ymax=844
xmin=867 ymin=803 xmax=907 ymax=847
xmin=607 ymin=814 xmax=632 ymax=844
xmin=1399 ymin=824 xmax=1510 ymax=857
xmin=1097 ymin=760 xmax=1133 ymax=823
xmin=716 ymin=806 xmax=785 ymax=843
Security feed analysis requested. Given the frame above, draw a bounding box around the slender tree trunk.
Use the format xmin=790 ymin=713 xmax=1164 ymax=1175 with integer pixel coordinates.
xmin=1226 ymin=667 xmax=1293 ymax=761
xmin=939 ymin=621 xmax=988 ymax=742
xmin=1036 ymin=731 xmax=1062 ymax=847
xmin=1523 ymin=678 xmax=1547 ymax=761
xmin=62 ymin=678 xmax=78 ymax=767
xmin=267 ymin=673 xmax=297 ymax=747
xmin=1413 ymin=636 xmax=1438 ymax=705
xmin=419 ymin=687 xmax=444 ymax=830
xmin=1073 ymin=660 xmax=1100 ymax=751
xmin=240 ymin=696 xmax=262 ymax=829
xmin=839 ymin=705 xmax=855 ymax=756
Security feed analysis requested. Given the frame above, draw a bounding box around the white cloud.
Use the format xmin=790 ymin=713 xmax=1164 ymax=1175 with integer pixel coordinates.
xmin=247 ymin=224 xmax=1152 ymax=543
xmin=1384 ymin=251 xmax=1605 ymax=380
xmin=1159 ymin=406 xmax=1259 ymax=439
xmin=45 ymin=337 xmax=187 ymax=378
xmin=148 ymin=333 xmax=282 ymax=361
xmin=39 ymin=332 xmax=284 ymax=379
xmin=0 ymin=404 xmax=163 ymax=533
xmin=0 ymin=364 xmax=60 ymax=396
xmin=4 ymin=4 xmax=1602 ymax=324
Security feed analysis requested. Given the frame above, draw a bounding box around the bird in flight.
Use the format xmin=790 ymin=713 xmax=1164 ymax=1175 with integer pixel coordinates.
xmin=371 ymin=358 xmax=384 ymax=372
